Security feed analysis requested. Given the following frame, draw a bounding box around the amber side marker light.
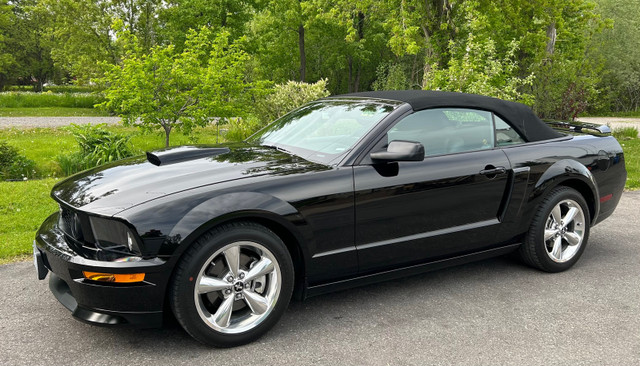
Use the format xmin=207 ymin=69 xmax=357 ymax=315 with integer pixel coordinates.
xmin=83 ymin=271 xmax=145 ymax=283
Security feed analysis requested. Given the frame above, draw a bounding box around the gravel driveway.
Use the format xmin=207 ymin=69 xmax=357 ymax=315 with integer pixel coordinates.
xmin=1 ymin=192 xmax=638 ymax=366
xmin=577 ymin=117 xmax=640 ymax=136
xmin=0 ymin=116 xmax=120 ymax=129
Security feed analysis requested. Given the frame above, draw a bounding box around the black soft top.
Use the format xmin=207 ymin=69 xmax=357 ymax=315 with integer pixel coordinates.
xmin=339 ymin=90 xmax=562 ymax=142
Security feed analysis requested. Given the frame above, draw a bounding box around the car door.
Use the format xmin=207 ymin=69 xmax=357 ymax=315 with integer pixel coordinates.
xmin=353 ymin=108 xmax=512 ymax=274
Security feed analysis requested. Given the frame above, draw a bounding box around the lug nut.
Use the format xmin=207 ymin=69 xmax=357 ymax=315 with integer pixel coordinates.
xmin=227 ymin=276 xmax=234 ymax=282
xmin=225 ymin=289 xmax=232 ymax=295
xmin=239 ymin=273 xmax=245 ymax=279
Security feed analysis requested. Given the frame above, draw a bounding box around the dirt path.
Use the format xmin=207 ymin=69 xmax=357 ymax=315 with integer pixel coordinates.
xmin=577 ymin=117 xmax=640 ymax=136
xmin=0 ymin=116 xmax=121 ymax=129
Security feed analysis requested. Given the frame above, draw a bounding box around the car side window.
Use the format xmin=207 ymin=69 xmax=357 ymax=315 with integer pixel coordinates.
xmin=494 ymin=115 xmax=526 ymax=146
xmin=387 ymin=108 xmax=494 ymax=156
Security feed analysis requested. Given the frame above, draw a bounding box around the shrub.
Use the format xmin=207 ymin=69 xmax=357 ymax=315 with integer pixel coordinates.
xmin=0 ymin=141 xmax=38 ymax=180
xmin=56 ymin=124 xmax=135 ymax=175
xmin=4 ymin=85 xmax=101 ymax=94
xmin=256 ymin=79 xmax=330 ymax=123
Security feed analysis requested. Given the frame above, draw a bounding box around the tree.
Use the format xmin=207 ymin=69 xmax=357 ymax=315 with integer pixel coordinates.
xmin=590 ymin=0 xmax=640 ymax=112
xmin=99 ymin=27 xmax=252 ymax=147
xmin=0 ymin=1 xmax=15 ymax=89
xmin=9 ymin=0 xmax=59 ymax=91
xmin=42 ymin=0 xmax=119 ymax=83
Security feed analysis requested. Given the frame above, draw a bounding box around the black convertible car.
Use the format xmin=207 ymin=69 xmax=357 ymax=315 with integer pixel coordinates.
xmin=34 ymin=90 xmax=626 ymax=347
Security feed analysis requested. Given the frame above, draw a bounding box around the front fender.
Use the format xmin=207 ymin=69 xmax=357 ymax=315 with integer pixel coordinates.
xmin=170 ymin=191 xmax=307 ymax=250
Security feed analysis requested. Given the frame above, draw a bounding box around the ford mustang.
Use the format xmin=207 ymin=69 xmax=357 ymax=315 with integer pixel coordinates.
xmin=34 ymin=90 xmax=626 ymax=347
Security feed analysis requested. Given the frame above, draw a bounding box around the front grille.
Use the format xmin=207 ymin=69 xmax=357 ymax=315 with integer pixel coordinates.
xmin=59 ymin=207 xmax=83 ymax=241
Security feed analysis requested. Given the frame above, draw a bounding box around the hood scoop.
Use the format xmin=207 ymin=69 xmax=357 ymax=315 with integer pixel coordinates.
xmin=146 ymin=146 xmax=230 ymax=166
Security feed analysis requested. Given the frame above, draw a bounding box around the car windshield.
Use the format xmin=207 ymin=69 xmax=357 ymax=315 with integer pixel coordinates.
xmin=249 ymin=99 xmax=399 ymax=165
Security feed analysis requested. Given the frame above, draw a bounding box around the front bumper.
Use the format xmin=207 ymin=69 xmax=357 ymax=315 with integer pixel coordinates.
xmin=34 ymin=213 xmax=170 ymax=328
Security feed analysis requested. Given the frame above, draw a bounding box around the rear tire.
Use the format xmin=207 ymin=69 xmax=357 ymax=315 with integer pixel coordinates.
xmin=169 ymin=221 xmax=294 ymax=347
xmin=519 ymin=186 xmax=590 ymax=272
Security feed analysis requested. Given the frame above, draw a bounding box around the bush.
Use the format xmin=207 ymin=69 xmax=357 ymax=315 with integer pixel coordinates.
xmin=56 ymin=124 xmax=135 ymax=175
xmin=4 ymin=85 xmax=101 ymax=94
xmin=0 ymin=142 xmax=38 ymax=180
xmin=613 ymin=126 xmax=639 ymax=140
xmin=256 ymin=79 xmax=330 ymax=123
xmin=0 ymin=92 xmax=104 ymax=108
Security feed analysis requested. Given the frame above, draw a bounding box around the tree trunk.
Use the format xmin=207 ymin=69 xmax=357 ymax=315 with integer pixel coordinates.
xmin=347 ymin=56 xmax=353 ymax=93
xmin=163 ymin=123 xmax=172 ymax=148
xmin=546 ymin=22 xmax=557 ymax=56
xmin=298 ymin=23 xmax=306 ymax=82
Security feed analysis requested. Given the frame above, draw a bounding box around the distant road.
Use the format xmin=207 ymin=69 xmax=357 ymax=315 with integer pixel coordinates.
xmin=0 ymin=116 xmax=121 ymax=129
xmin=577 ymin=117 xmax=640 ymax=136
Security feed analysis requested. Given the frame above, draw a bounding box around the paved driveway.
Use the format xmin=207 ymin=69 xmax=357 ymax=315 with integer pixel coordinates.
xmin=1 ymin=192 xmax=638 ymax=366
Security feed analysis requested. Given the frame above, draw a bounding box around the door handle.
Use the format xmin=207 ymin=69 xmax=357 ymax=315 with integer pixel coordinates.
xmin=479 ymin=166 xmax=507 ymax=176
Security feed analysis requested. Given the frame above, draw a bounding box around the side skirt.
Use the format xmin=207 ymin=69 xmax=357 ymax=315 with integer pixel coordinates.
xmin=304 ymin=243 xmax=521 ymax=298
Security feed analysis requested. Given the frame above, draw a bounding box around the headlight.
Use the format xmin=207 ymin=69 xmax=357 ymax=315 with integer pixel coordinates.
xmin=89 ymin=216 xmax=141 ymax=254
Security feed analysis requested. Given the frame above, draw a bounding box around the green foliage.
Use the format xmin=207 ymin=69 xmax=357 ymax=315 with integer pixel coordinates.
xmin=372 ymin=62 xmax=412 ymax=91
xmin=613 ymin=126 xmax=639 ymax=140
xmin=99 ymin=26 xmax=251 ymax=147
xmin=425 ymin=36 xmax=535 ymax=104
xmin=0 ymin=141 xmax=38 ymax=180
xmin=590 ymin=0 xmax=640 ymax=113
xmin=0 ymin=92 xmax=104 ymax=108
xmin=256 ymin=79 xmax=330 ymax=123
xmin=56 ymin=124 xmax=134 ymax=175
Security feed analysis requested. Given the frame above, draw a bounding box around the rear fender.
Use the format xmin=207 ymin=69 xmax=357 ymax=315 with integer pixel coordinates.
xmin=531 ymin=159 xmax=599 ymax=224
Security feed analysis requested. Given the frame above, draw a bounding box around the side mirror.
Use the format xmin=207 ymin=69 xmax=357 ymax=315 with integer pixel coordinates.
xmin=370 ymin=140 xmax=425 ymax=162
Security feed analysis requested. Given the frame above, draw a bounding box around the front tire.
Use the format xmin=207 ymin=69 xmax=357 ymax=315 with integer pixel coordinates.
xmin=519 ymin=186 xmax=590 ymax=272
xmin=170 ymin=222 xmax=294 ymax=347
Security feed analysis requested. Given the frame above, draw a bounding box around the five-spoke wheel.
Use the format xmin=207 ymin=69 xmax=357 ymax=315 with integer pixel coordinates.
xmin=519 ymin=186 xmax=590 ymax=272
xmin=194 ymin=241 xmax=281 ymax=334
xmin=170 ymin=222 xmax=293 ymax=347
xmin=543 ymin=199 xmax=586 ymax=263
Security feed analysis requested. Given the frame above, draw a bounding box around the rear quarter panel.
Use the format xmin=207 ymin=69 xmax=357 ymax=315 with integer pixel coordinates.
xmin=497 ymin=135 xmax=625 ymax=243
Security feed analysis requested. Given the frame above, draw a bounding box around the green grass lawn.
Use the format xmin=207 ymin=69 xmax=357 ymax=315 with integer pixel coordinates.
xmin=0 ymin=178 xmax=59 ymax=263
xmin=620 ymin=138 xmax=640 ymax=190
xmin=0 ymin=125 xmax=225 ymax=176
xmin=0 ymin=124 xmax=226 ymax=262
xmin=0 ymin=107 xmax=110 ymax=117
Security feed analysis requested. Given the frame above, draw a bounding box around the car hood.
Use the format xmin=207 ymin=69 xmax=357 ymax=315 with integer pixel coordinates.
xmin=51 ymin=143 xmax=330 ymax=216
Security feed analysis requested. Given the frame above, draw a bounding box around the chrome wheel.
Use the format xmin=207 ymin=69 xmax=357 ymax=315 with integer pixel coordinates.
xmin=544 ymin=199 xmax=586 ymax=263
xmin=194 ymin=241 xmax=281 ymax=334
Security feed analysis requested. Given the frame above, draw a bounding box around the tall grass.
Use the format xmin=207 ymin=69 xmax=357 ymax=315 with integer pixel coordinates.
xmin=0 ymin=92 xmax=105 ymax=108
xmin=613 ymin=126 xmax=639 ymax=140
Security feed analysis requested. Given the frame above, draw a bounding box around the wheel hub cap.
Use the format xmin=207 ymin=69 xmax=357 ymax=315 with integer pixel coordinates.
xmin=544 ymin=199 xmax=586 ymax=263
xmin=193 ymin=241 xmax=281 ymax=334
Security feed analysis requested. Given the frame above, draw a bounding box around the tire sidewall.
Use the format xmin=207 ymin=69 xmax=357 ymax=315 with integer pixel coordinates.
xmin=531 ymin=187 xmax=591 ymax=272
xmin=172 ymin=223 xmax=294 ymax=347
